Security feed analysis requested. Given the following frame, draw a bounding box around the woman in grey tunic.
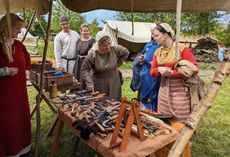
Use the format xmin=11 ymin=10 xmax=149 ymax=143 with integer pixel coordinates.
xmin=81 ymin=31 xmax=129 ymax=100
xmin=73 ymin=24 xmax=95 ymax=85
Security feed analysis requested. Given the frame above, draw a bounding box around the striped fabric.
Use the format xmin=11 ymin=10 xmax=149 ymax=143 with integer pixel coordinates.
xmin=157 ymin=77 xmax=191 ymax=122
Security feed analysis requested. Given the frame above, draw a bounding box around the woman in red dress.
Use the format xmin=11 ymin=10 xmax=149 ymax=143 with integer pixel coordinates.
xmin=150 ymin=23 xmax=198 ymax=122
xmin=0 ymin=13 xmax=31 ymax=156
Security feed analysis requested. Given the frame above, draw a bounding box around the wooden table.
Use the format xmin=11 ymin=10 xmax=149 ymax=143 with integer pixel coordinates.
xmin=29 ymin=81 xmax=82 ymax=137
xmin=48 ymin=97 xmax=190 ymax=157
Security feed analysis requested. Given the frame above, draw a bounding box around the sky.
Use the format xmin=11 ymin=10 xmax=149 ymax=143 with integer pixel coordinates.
xmin=81 ymin=9 xmax=117 ymax=27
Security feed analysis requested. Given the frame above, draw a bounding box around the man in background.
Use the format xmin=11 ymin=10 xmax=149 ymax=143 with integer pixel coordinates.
xmin=54 ymin=16 xmax=80 ymax=73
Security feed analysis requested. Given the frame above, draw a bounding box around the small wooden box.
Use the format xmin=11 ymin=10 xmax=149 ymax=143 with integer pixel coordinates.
xmin=37 ymin=71 xmax=74 ymax=91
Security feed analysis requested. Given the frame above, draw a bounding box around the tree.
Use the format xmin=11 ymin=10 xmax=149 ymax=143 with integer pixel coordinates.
xmin=20 ymin=10 xmax=47 ymax=37
xmin=52 ymin=0 xmax=86 ymax=34
xmin=215 ymin=23 xmax=230 ymax=47
xmin=181 ymin=12 xmax=221 ymax=35
xmin=88 ymin=19 xmax=100 ymax=38
xmin=117 ymin=12 xmax=176 ymax=27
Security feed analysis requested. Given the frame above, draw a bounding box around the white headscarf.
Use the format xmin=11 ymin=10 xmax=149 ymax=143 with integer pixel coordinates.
xmin=160 ymin=23 xmax=175 ymax=38
xmin=92 ymin=31 xmax=112 ymax=51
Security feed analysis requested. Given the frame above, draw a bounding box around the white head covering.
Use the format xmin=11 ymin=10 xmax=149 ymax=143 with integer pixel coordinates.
xmin=95 ymin=31 xmax=110 ymax=42
xmin=159 ymin=23 xmax=175 ymax=38
xmin=150 ymin=23 xmax=157 ymax=30
xmin=92 ymin=31 xmax=112 ymax=51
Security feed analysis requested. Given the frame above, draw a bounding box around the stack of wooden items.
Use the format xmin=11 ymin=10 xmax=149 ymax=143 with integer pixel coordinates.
xmin=192 ymin=37 xmax=219 ymax=63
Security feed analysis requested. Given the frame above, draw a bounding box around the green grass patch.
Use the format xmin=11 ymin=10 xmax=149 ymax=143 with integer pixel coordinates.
xmin=119 ymin=60 xmax=133 ymax=69
xmin=199 ymin=63 xmax=217 ymax=71
xmin=191 ymin=76 xmax=230 ymax=157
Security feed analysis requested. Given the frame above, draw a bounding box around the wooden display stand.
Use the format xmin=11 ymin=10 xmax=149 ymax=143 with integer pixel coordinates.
xmin=110 ymin=97 xmax=146 ymax=151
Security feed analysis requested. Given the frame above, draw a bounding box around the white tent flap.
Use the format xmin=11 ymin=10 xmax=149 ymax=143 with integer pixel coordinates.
xmin=104 ymin=20 xmax=152 ymax=43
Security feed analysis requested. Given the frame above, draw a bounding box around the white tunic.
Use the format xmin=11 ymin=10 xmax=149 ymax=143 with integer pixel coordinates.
xmin=54 ymin=30 xmax=80 ymax=73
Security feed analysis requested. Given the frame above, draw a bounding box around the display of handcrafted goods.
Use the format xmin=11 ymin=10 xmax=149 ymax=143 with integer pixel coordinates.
xmin=51 ymin=90 xmax=174 ymax=152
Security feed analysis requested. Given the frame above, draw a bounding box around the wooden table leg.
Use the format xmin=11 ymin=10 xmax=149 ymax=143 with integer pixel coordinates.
xmin=72 ymin=137 xmax=80 ymax=156
xmin=45 ymin=114 xmax=59 ymax=138
xmin=50 ymin=118 xmax=64 ymax=157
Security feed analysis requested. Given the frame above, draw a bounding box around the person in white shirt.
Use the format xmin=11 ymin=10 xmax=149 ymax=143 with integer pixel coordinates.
xmin=54 ymin=16 xmax=80 ymax=73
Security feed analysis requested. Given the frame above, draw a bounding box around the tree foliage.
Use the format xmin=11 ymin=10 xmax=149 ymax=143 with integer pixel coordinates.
xmin=88 ymin=19 xmax=100 ymax=38
xmin=52 ymin=1 xmax=86 ymax=34
xmin=181 ymin=12 xmax=221 ymax=35
xmin=20 ymin=10 xmax=47 ymax=37
xmin=117 ymin=12 xmax=176 ymax=28
xmin=215 ymin=23 xmax=230 ymax=47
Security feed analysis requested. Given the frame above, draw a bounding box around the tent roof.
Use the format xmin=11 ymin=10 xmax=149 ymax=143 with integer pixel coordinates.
xmin=0 ymin=0 xmax=49 ymax=15
xmin=61 ymin=0 xmax=230 ymax=13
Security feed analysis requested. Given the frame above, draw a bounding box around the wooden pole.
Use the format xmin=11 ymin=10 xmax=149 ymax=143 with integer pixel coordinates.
xmin=3 ymin=0 xmax=12 ymax=55
xmin=167 ymin=51 xmax=230 ymax=157
xmin=131 ymin=0 xmax=134 ymax=35
xmin=21 ymin=11 xmax=36 ymax=43
xmin=34 ymin=0 xmax=53 ymax=156
xmin=175 ymin=0 xmax=182 ymax=59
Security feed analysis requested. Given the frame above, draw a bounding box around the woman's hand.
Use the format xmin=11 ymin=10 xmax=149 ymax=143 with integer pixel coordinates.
xmin=57 ymin=67 xmax=65 ymax=71
xmin=8 ymin=67 xmax=18 ymax=76
xmin=87 ymin=85 xmax=94 ymax=92
xmin=158 ymin=67 xmax=173 ymax=77
xmin=139 ymin=55 xmax=146 ymax=64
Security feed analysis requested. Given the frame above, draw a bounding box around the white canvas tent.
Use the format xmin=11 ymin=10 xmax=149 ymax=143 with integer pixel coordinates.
xmin=17 ymin=28 xmax=39 ymax=54
xmin=103 ymin=20 xmax=153 ymax=53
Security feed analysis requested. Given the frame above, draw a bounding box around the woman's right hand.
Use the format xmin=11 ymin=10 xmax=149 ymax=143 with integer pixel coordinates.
xmin=158 ymin=67 xmax=173 ymax=77
xmin=8 ymin=67 xmax=18 ymax=76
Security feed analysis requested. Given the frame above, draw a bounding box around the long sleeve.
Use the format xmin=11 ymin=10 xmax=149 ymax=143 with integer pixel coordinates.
xmin=80 ymin=51 xmax=95 ymax=87
xmin=181 ymin=48 xmax=198 ymax=66
xmin=172 ymin=48 xmax=198 ymax=77
xmin=150 ymin=55 xmax=160 ymax=77
xmin=114 ymin=45 xmax=129 ymax=66
xmin=54 ymin=35 xmax=63 ymax=69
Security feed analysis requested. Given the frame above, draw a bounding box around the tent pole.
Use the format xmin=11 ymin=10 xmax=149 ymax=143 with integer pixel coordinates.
xmin=34 ymin=0 xmax=53 ymax=156
xmin=22 ymin=11 xmax=36 ymax=43
xmin=131 ymin=0 xmax=134 ymax=35
xmin=175 ymin=0 xmax=182 ymax=59
xmin=3 ymin=0 xmax=12 ymax=55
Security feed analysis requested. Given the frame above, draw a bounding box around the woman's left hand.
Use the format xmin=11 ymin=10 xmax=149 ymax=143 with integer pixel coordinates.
xmin=158 ymin=67 xmax=173 ymax=77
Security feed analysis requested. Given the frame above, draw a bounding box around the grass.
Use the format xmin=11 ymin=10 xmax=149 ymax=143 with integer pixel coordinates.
xmin=191 ymin=76 xmax=230 ymax=157
xmin=119 ymin=60 xmax=133 ymax=69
